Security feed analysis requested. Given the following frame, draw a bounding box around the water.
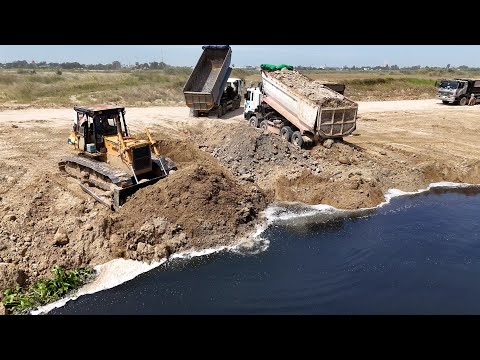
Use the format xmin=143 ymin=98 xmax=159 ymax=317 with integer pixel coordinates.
xmin=50 ymin=186 xmax=480 ymax=315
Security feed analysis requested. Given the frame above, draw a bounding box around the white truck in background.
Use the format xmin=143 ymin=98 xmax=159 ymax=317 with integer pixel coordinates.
xmin=436 ymin=78 xmax=480 ymax=105
xmin=244 ymin=69 xmax=358 ymax=148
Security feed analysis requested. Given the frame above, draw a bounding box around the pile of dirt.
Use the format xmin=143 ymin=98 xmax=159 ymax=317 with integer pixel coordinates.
xmin=190 ymin=122 xmax=323 ymax=189
xmin=188 ymin=121 xmax=387 ymax=209
xmin=0 ymin=172 xmax=115 ymax=296
xmin=110 ymin=162 xmax=267 ymax=262
xmin=268 ymin=68 xmax=354 ymax=107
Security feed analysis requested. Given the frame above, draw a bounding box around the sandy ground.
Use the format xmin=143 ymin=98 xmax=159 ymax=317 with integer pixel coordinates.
xmin=1 ymin=98 xmax=480 ymax=313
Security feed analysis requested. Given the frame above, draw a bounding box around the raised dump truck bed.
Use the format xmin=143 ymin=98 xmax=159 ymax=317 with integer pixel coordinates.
xmin=183 ymin=45 xmax=232 ymax=115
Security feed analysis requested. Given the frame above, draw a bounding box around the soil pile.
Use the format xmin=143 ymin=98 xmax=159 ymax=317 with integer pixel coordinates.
xmin=190 ymin=121 xmax=385 ymax=209
xmin=268 ymin=68 xmax=354 ymax=107
xmin=111 ymin=162 xmax=267 ymax=262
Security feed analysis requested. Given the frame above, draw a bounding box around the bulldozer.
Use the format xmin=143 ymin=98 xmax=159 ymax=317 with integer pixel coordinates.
xmin=58 ymin=105 xmax=175 ymax=210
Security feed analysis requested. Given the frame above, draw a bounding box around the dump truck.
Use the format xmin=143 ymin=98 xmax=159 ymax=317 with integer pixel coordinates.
xmin=436 ymin=78 xmax=480 ymax=105
xmin=244 ymin=67 xmax=358 ymax=148
xmin=59 ymin=105 xmax=175 ymax=210
xmin=183 ymin=45 xmax=243 ymax=118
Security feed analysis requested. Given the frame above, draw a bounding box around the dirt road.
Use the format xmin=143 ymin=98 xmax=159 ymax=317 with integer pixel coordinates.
xmin=1 ymin=98 xmax=480 ymax=306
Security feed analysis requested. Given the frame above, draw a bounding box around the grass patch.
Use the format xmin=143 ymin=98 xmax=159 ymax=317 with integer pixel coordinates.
xmin=2 ymin=265 xmax=95 ymax=315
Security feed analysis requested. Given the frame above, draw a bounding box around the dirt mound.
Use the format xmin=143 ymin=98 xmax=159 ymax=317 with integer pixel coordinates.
xmin=188 ymin=120 xmax=389 ymax=210
xmin=111 ymin=162 xmax=267 ymax=261
xmin=274 ymin=169 xmax=385 ymax=209
xmin=190 ymin=122 xmax=324 ymax=190
xmin=268 ymin=68 xmax=354 ymax=107
xmin=0 ymin=172 xmax=115 ymax=294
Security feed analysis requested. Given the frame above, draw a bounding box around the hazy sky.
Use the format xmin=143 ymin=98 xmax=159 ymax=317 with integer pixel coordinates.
xmin=0 ymin=45 xmax=479 ymax=68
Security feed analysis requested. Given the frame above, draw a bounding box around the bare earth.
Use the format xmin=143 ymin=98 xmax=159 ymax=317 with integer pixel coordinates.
xmin=1 ymin=98 xmax=480 ymax=308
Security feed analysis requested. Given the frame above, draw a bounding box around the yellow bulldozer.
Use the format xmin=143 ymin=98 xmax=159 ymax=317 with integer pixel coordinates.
xmin=59 ymin=105 xmax=175 ymax=210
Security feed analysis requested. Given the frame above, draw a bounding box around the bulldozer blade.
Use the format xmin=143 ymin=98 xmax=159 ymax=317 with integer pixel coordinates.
xmin=113 ymin=176 xmax=164 ymax=210
xmin=79 ymin=182 xmax=114 ymax=210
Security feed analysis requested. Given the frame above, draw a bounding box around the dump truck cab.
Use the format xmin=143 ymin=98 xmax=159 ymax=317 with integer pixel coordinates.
xmin=244 ymin=84 xmax=263 ymax=120
xmin=225 ymin=77 xmax=245 ymax=99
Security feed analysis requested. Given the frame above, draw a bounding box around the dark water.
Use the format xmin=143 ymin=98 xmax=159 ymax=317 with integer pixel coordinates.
xmin=51 ymin=186 xmax=480 ymax=315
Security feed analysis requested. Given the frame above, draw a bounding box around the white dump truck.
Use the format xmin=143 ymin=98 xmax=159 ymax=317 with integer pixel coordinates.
xmin=244 ymin=68 xmax=358 ymax=148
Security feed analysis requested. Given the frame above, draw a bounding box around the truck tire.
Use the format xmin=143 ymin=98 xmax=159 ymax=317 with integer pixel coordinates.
xmin=459 ymin=96 xmax=468 ymax=106
xmin=260 ymin=120 xmax=268 ymax=131
xmin=281 ymin=126 xmax=293 ymax=142
xmin=442 ymin=100 xmax=449 ymax=105
xmin=291 ymin=131 xmax=304 ymax=148
xmin=249 ymin=116 xmax=259 ymax=128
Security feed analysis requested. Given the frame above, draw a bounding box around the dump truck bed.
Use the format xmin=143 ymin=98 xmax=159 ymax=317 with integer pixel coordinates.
xmin=183 ymin=45 xmax=232 ymax=112
xmin=261 ymin=70 xmax=357 ymax=138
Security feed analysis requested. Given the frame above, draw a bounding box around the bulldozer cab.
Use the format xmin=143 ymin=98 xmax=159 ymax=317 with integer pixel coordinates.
xmin=72 ymin=105 xmax=128 ymax=153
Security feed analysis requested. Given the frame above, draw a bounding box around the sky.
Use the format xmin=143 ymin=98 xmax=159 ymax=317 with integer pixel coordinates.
xmin=0 ymin=45 xmax=479 ymax=68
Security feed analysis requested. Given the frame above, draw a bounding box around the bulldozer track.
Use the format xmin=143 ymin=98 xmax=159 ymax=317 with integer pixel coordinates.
xmin=58 ymin=156 xmax=137 ymax=210
xmin=60 ymin=156 xmax=133 ymax=187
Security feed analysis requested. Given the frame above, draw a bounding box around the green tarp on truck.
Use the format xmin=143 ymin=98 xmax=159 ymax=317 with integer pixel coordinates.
xmin=260 ymin=64 xmax=294 ymax=71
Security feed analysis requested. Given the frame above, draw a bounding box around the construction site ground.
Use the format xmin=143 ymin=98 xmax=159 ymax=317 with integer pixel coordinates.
xmin=1 ymin=98 xmax=480 ymax=303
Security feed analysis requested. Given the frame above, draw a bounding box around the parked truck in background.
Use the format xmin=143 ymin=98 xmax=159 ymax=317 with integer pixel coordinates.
xmin=183 ymin=45 xmax=244 ymax=118
xmin=436 ymin=78 xmax=480 ymax=105
xmin=244 ymin=68 xmax=358 ymax=148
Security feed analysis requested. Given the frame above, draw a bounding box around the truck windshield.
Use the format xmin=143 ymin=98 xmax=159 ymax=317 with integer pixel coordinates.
xmin=439 ymin=80 xmax=459 ymax=89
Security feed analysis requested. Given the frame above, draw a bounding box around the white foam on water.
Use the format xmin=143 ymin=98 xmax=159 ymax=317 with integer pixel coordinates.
xmin=30 ymin=218 xmax=270 ymax=315
xmin=265 ymin=203 xmax=339 ymax=222
xmin=30 ymin=258 xmax=167 ymax=315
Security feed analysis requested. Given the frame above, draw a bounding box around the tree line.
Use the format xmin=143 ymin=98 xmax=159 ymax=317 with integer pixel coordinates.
xmin=0 ymin=60 xmax=182 ymax=70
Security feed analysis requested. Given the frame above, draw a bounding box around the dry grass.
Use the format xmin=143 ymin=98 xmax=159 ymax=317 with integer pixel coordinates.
xmin=0 ymin=69 xmax=190 ymax=108
xmin=2 ymin=68 xmax=480 ymax=108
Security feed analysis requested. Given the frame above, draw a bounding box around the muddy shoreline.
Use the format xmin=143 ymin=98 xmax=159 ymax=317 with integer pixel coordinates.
xmin=1 ymin=101 xmax=480 ymax=314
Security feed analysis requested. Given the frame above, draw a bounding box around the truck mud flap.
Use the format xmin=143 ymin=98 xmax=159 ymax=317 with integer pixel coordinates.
xmin=113 ymin=176 xmax=164 ymax=210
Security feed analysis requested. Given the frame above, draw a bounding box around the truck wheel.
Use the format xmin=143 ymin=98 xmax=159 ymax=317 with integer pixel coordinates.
xmin=281 ymin=126 xmax=293 ymax=142
xmin=249 ymin=116 xmax=259 ymax=128
xmin=291 ymin=131 xmax=304 ymax=148
xmin=459 ymin=97 xmax=468 ymax=106
xmin=442 ymin=100 xmax=449 ymax=105
xmin=260 ymin=120 xmax=268 ymax=131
